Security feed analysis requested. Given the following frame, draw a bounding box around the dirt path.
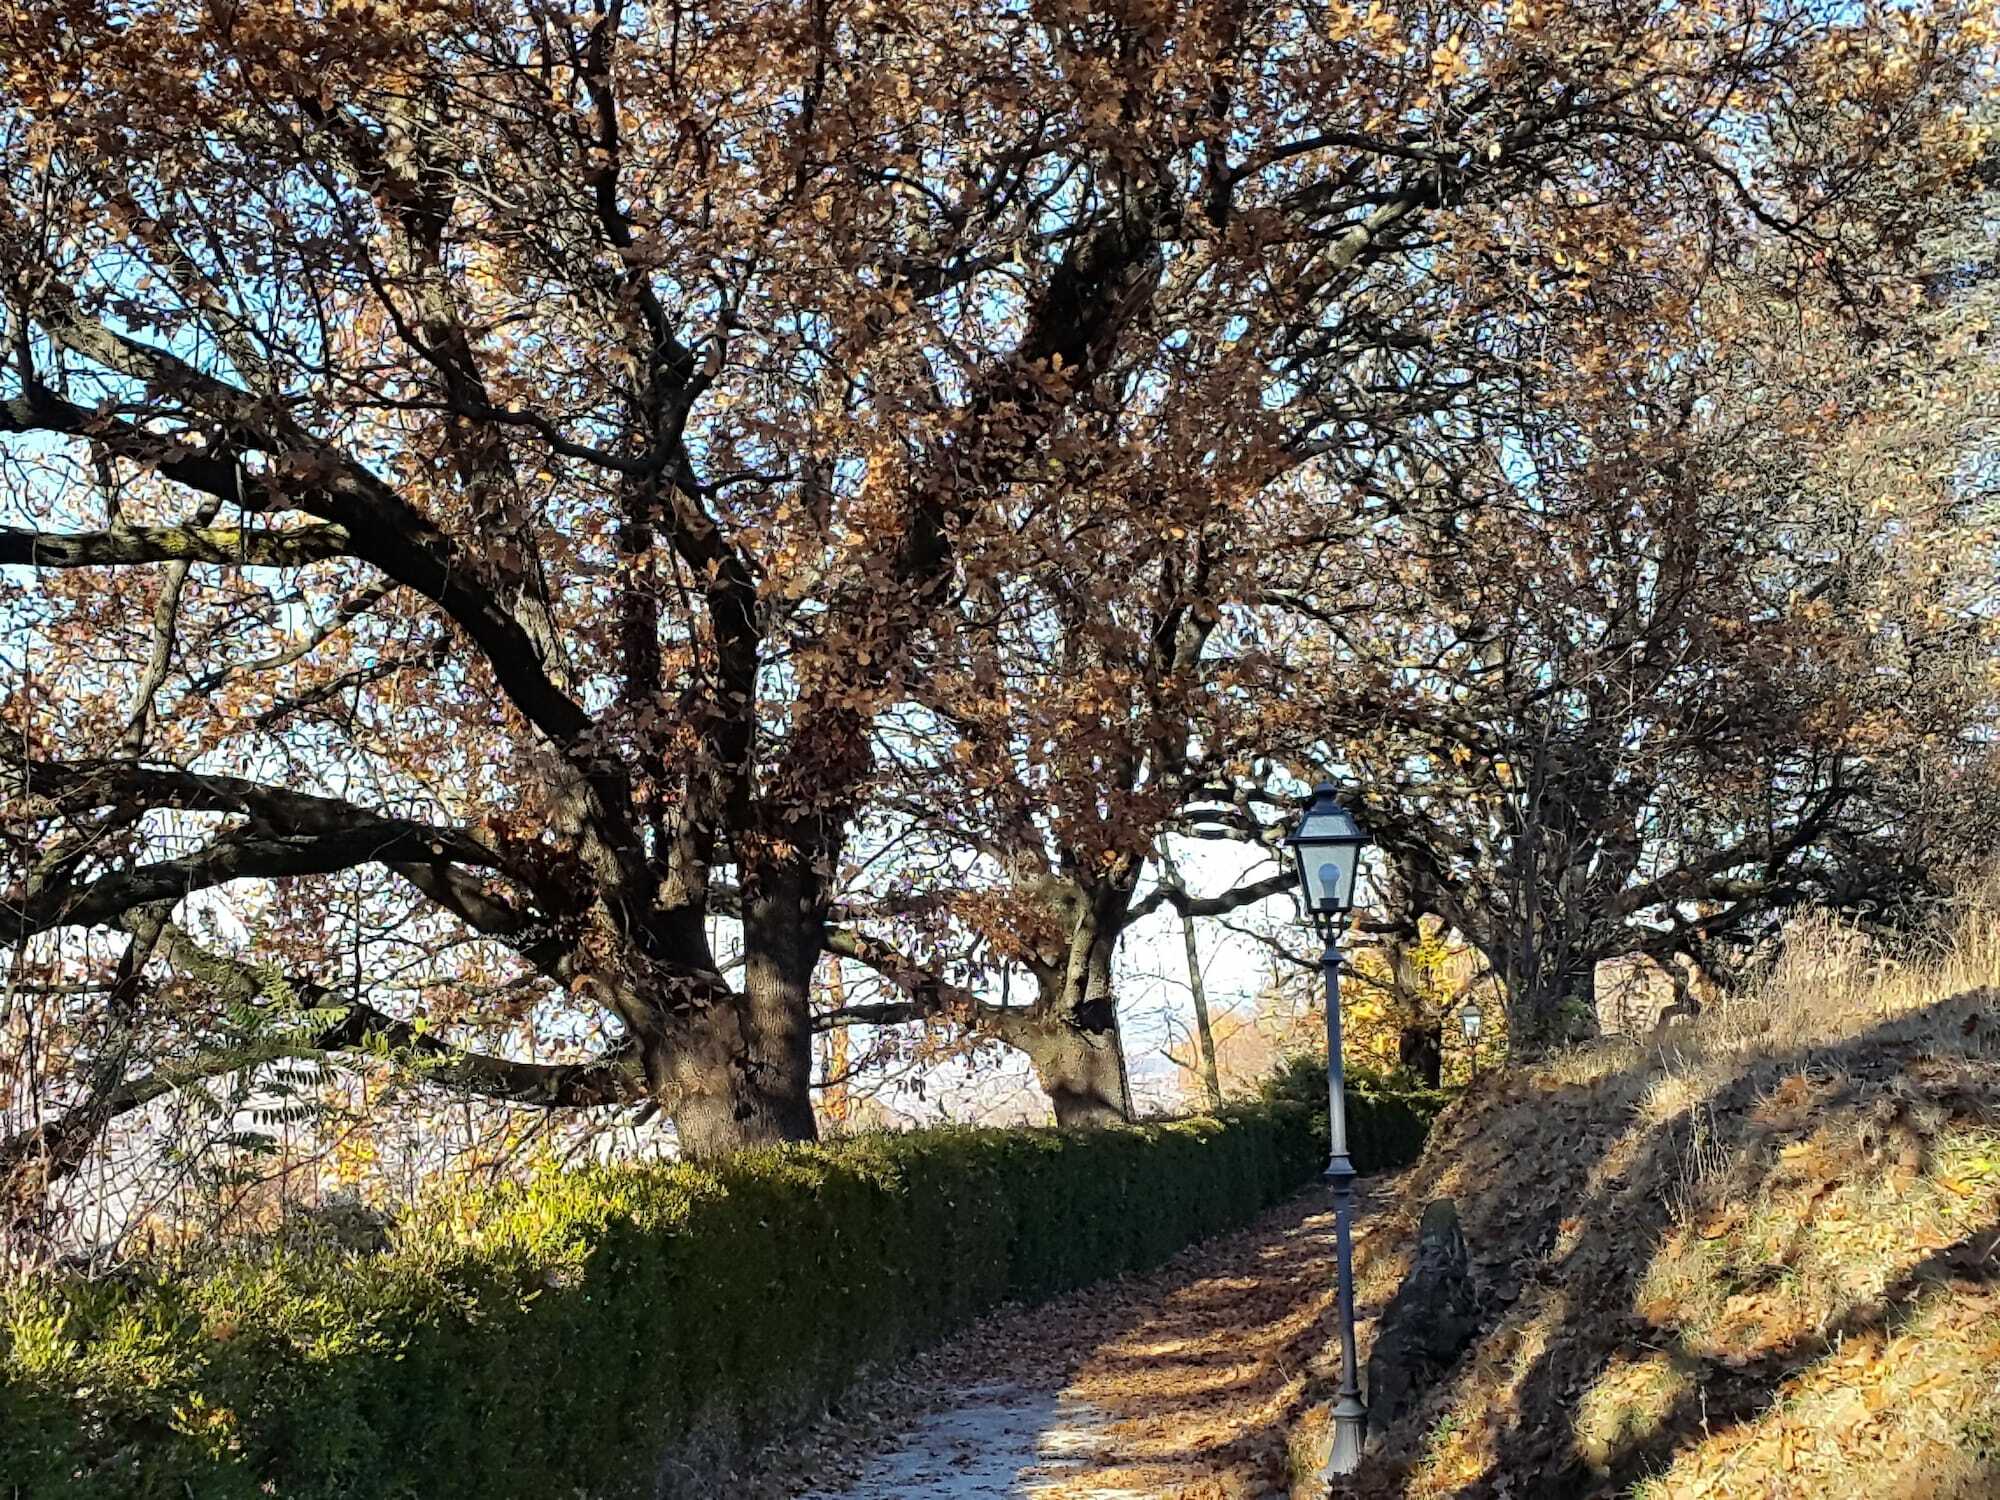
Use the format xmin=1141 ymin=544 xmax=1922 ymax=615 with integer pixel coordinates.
xmin=793 ymin=1386 xmax=1134 ymax=1500
xmin=747 ymin=1185 xmax=1407 ymax=1500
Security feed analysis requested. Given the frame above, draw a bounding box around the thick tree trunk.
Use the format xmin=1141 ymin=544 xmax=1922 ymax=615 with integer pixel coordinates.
xmin=737 ymin=869 xmax=821 ymax=1142
xmin=649 ymin=1003 xmax=816 ymax=1161
xmin=1006 ymin=1004 xmax=1133 ymax=1127
xmin=646 ymin=863 xmax=823 ymax=1160
xmin=1002 ymin=871 xmax=1137 ymax=1125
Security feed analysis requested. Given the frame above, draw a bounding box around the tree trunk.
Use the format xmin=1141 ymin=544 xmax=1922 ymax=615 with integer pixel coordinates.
xmin=661 ymin=1060 xmax=807 ymax=1160
xmin=1178 ymin=904 xmax=1224 ymax=1108
xmin=650 ymin=1004 xmax=817 ymax=1161
xmin=734 ymin=863 xmax=823 ymax=1143
xmin=1006 ymin=873 xmax=1137 ymax=1125
xmin=1159 ymin=848 xmax=1222 ymax=1108
xmin=647 ymin=863 xmax=823 ymax=1160
xmin=1006 ymin=1004 xmax=1133 ymax=1127
xmin=1505 ymin=950 xmax=1601 ymax=1051
xmin=1397 ymin=1023 xmax=1443 ymax=1088
xmin=821 ymin=962 xmax=851 ymax=1131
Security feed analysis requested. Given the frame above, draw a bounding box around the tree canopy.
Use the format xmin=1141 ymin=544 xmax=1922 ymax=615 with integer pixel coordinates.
xmin=1 ymin=0 xmax=1993 ymax=1234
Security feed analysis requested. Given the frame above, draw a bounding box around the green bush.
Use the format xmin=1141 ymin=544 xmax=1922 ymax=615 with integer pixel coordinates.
xmin=0 ymin=1098 xmax=1433 ymax=1499
xmin=1259 ymin=1050 xmax=1452 ymax=1171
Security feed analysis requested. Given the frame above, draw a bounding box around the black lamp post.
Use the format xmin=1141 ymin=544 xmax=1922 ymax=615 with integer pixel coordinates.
xmin=1284 ymin=783 xmax=1371 ymax=1482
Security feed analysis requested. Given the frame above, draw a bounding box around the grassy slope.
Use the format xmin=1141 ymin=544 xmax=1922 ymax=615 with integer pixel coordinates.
xmin=1301 ymin=901 xmax=2000 ymax=1499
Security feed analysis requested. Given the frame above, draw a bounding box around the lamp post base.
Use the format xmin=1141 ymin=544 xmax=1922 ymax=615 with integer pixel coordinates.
xmin=1320 ymin=1157 xmax=1369 ymax=1487
xmin=1320 ymin=1392 xmax=1368 ymax=1483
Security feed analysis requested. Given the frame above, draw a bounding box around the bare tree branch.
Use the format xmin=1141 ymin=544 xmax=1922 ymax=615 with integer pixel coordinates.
xmin=1128 ymin=868 xmax=1297 ymax=924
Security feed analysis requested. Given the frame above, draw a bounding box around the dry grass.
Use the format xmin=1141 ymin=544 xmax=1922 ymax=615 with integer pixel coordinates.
xmin=1300 ymin=887 xmax=2000 ymax=1499
xmin=1553 ymin=884 xmax=2000 ymax=1101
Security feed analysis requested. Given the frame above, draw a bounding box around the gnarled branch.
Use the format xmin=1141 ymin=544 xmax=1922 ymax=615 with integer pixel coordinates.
xmin=0 ymin=521 xmax=352 ymax=569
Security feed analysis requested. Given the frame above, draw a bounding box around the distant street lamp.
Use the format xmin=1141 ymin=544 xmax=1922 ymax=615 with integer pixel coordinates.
xmin=1284 ymin=783 xmax=1372 ymax=1482
xmin=1460 ymin=1003 xmax=1483 ymax=1081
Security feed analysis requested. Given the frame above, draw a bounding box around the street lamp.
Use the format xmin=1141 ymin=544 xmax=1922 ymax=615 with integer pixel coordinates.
xmin=1460 ymin=1003 xmax=1483 ymax=1081
xmin=1284 ymin=782 xmax=1371 ymax=1481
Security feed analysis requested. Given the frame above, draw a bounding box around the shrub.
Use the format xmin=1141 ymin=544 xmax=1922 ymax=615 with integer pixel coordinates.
xmin=1 ymin=1098 xmax=1433 ymax=1499
xmin=1260 ymin=1051 xmax=1451 ymax=1171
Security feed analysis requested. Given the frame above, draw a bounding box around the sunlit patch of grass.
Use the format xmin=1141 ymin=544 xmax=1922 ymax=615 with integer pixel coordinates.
xmin=1572 ymin=1351 xmax=1693 ymax=1476
xmin=1395 ymin=1290 xmax=1574 ymax=1494
xmin=1636 ymin=1113 xmax=2000 ymax=1371
xmin=1637 ymin=1289 xmax=2000 ymax=1499
xmin=1417 ymin=1406 xmax=1466 ymax=1469
xmin=1639 ymin=1059 xmax=1705 ymax=1125
xmin=1537 ymin=1039 xmax=1639 ymax=1090
xmin=1635 ymin=1226 xmax=1731 ymax=1351
xmin=1928 ymin=1130 xmax=2000 ymax=1202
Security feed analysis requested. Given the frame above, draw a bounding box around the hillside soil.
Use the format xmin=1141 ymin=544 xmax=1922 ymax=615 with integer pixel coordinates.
xmin=1307 ymin=973 xmax=2000 ymax=1500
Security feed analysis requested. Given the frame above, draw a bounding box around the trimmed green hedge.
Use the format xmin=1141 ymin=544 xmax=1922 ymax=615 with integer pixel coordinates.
xmin=1 ymin=1095 xmax=1436 ymax=1499
xmin=1259 ymin=1053 xmax=1452 ymax=1170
